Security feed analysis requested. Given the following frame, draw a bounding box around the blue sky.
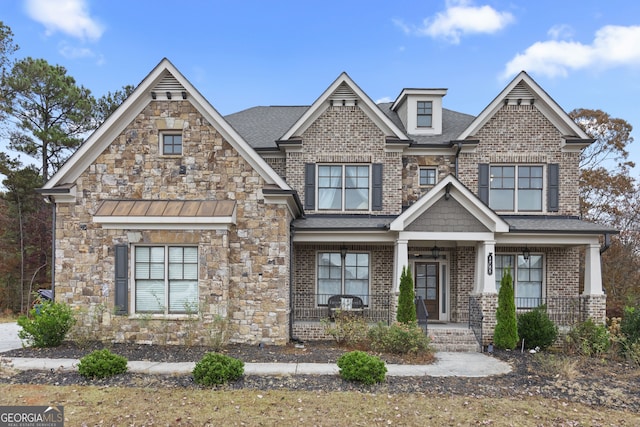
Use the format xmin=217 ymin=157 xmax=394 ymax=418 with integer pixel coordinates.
xmin=3 ymin=0 xmax=640 ymax=177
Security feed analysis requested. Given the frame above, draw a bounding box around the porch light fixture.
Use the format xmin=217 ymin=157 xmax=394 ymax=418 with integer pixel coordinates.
xmin=522 ymin=246 xmax=530 ymax=261
xmin=431 ymin=245 xmax=440 ymax=259
xmin=340 ymin=246 xmax=347 ymax=258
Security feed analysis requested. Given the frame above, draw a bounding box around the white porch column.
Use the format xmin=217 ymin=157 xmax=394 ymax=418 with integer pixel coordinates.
xmin=394 ymin=239 xmax=408 ymax=293
xmin=584 ymin=243 xmax=604 ymax=295
xmin=475 ymin=240 xmax=496 ymax=293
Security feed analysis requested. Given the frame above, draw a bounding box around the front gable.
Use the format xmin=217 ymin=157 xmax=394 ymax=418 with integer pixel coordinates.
xmin=41 ymin=58 xmax=290 ymax=198
xmin=390 ymin=175 xmax=509 ymax=234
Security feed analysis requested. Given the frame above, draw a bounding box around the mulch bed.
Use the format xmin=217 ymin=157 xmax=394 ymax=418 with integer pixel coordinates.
xmin=1 ymin=341 xmax=639 ymax=413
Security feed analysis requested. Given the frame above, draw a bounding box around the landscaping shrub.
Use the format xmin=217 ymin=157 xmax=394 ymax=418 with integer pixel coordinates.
xmin=336 ymin=351 xmax=386 ymax=385
xmin=321 ymin=311 xmax=369 ymax=346
xmin=610 ymin=307 xmax=640 ymax=366
xmin=192 ymin=353 xmax=244 ymax=386
xmin=78 ymin=349 xmax=128 ymax=379
xmin=368 ymin=322 xmax=432 ymax=355
xmin=565 ymin=318 xmax=610 ymax=357
xmin=494 ymin=267 xmax=518 ymax=349
xmin=620 ymin=306 xmax=640 ymax=344
xmin=17 ymin=300 xmax=76 ymax=347
xmin=517 ymin=305 xmax=558 ymax=350
xmin=397 ymin=266 xmax=417 ymax=323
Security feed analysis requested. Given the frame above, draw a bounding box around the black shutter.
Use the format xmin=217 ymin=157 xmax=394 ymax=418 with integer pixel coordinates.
xmin=372 ymin=163 xmax=383 ymax=211
xmin=548 ymin=163 xmax=559 ymax=212
xmin=304 ymin=163 xmax=316 ymax=210
xmin=114 ymin=244 xmax=128 ymax=315
xmin=478 ymin=164 xmax=489 ymax=205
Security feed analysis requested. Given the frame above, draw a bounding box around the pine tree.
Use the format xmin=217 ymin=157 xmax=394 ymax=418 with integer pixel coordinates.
xmin=494 ymin=266 xmax=519 ymax=349
xmin=396 ymin=266 xmax=417 ymax=323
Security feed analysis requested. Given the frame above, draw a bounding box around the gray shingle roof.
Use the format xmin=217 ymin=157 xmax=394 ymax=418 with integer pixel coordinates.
xmin=225 ymin=106 xmax=308 ymax=149
xmin=503 ymin=217 xmax=618 ymax=234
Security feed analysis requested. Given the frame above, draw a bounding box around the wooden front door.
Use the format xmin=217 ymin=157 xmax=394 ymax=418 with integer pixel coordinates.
xmin=415 ymin=262 xmax=439 ymax=321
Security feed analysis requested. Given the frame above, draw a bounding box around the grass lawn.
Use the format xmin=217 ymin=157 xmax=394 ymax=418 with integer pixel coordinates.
xmin=0 ymin=384 xmax=636 ymax=426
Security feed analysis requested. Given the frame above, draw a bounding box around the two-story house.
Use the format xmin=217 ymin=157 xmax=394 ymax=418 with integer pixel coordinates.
xmin=40 ymin=58 xmax=615 ymax=348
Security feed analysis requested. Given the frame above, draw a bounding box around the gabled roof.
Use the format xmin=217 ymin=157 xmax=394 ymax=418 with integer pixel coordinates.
xmin=458 ymin=71 xmax=590 ymax=141
xmin=390 ymin=175 xmax=510 ymax=233
xmin=42 ymin=58 xmax=290 ymax=191
xmin=279 ymin=72 xmax=408 ymax=141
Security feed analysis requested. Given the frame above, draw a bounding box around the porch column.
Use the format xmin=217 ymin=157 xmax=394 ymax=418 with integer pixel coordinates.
xmin=394 ymin=239 xmax=408 ymax=293
xmin=583 ymin=243 xmax=604 ymax=295
xmin=474 ymin=240 xmax=496 ymax=293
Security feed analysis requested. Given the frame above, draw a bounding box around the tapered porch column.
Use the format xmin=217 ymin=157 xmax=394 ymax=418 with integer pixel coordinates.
xmin=394 ymin=239 xmax=408 ymax=292
xmin=474 ymin=240 xmax=496 ymax=293
xmin=584 ymin=243 xmax=604 ymax=295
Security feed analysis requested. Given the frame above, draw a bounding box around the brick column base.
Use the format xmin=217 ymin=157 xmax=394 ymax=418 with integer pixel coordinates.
xmin=583 ymin=294 xmax=607 ymax=324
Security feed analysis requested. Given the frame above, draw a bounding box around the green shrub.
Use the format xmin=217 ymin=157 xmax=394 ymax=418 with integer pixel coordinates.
xmin=321 ymin=312 xmax=369 ymax=346
xmin=566 ymin=319 xmax=611 ymax=357
xmin=78 ymin=349 xmax=128 ymax=379
xmin=337 ymin=351 xmax=387 ymax=385
xmin=17 ymin=301 xmax=76 ymax=347
xmin=368 ymin=322 xmax=432 ymax=355
xmin=517 ymin=305 xmax=558 ymax=350
xmin=620 ymin=306 xmax=640 ymax=344
xmin=397 ymin=266 xmax=417 ymax=323
xmin=192 ymin=353 xmax=244 ymax=386
xmin=494 ymin=267 xmax=518 ymax=349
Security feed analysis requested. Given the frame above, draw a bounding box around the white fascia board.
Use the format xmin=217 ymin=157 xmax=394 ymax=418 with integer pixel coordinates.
xmin=398 ymin=231 xmax=497 ymax=242
xmin=404 ymin=146 xmax=458 ymax=156
xmin=280 ymin=73 xmax=407 ymax=141
xmin=40 ymin=186 xmax=77 ymax=203
xmin=293 ymin=231 xmax=395 ymax=243
xmin=263 ymin=194 xmax=300 ymax=217
xmin=93 ymin=215 xmax=235 ymax=230
xmin=497 ymin=234 xmax=600 ymax=246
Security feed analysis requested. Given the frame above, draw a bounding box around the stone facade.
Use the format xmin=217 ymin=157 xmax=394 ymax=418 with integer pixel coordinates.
xmin=55 ymin=100 xmax=292 ymax=345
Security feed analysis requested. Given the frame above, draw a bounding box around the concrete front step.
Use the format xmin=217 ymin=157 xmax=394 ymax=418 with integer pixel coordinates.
xmin=428 ymin=327 xmax=481 ymax=352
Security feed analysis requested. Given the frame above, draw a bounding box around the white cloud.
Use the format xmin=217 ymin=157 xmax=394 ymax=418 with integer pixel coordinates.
xmin=547 ymin=24 xmax=574 ymax=40
xmin=395 ymin=0 xmax=514 ymax=44
xmin=502 ymin=25 xmax=640 ymax=79
xmin=25 ymin=0 xmax=104 ymax=41
xmin=59 ymin=44 xmax=95 ymax=59
xmin=376 ymin=96 xmax=394 ymax=104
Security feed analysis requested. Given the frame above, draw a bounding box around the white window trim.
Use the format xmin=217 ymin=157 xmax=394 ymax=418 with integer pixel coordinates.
xmin=489 ymin=164 xmax=546 ymax=213
xmin=131 ymin=245 xmax=199 ymax=316
xmin=316 ymin=164 xmax=372 ymax=212
xmin=316 ymin=251 xmax=371 ymax=307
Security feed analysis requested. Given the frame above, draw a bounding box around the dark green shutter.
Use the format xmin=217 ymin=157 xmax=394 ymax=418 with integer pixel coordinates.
xmin=548 ymin=163 xmax=559 ymax=212
xmin=372 ymin=163 xmax=383 ymax=211
xmin=114 ymin=244 xmax=128 ymax=315
xmin=478 ymin=164 xmax=489 ymax=205
xmin=304 ymin=163 xmax=315 ymax=210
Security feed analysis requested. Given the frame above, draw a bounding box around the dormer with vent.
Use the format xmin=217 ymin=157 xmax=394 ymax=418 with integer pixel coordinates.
xmin=391 ymin=88 xmax=447 ymax=136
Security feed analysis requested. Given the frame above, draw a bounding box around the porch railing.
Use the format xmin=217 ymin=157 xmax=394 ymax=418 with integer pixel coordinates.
xmin=515 ymin=296 xmax=587 ymax=326
xmin=292 ymin=292 xmax=392 ymax=324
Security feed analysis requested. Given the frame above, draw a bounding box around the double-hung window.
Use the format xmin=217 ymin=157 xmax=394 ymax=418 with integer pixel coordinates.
xmin=317 ymin=252 xmax=369 ymax=305
xmin=318 ymin=165 xmax=370 ymax=210
xmin=490 ymin=165 xmax=543 ymax=212
xmin=417 ymin=101 xmax=433 ymax=127
xmin=134 ymin=246 xmax=198 ymax=314
xmin=495 ymin=254 xmax=543 ymax=308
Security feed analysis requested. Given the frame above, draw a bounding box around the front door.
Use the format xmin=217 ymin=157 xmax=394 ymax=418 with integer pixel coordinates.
xmin=415 ymin=262 xmax=439 ymax=321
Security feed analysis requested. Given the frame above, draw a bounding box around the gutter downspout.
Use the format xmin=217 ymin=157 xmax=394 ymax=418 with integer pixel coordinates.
xmin=49 ymin=197 xmax=56 ymax=300
xmin=600 ymin=233 xmax=612 ymax=254
xmin=288 ymin=220 xmax=296 ymax=342
xmin=454 ymin=141 xmax=463 ymax=177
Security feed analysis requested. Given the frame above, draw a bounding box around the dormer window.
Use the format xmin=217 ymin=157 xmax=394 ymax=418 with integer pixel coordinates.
xmin=417 ymin=101 xmax=433 ymax=127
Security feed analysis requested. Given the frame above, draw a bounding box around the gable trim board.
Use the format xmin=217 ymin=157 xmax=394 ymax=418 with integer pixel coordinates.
xmin=41 ymin=58 xmax=291 ymax=199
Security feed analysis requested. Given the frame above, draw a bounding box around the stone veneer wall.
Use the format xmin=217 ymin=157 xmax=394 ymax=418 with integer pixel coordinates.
xmin=402 ymin=154 xmax=455 ymax=207
xmin=458 ymin=104 xmax=580 ymax=216
xmin=285 ymin=106 xmax=403 ymax=216
xmin=55 ymin=100 xmax=292 ymax=345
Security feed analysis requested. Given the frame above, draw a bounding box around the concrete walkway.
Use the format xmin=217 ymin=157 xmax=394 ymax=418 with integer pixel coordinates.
xmin=0 ymin=322 xmax=512 ymax=377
